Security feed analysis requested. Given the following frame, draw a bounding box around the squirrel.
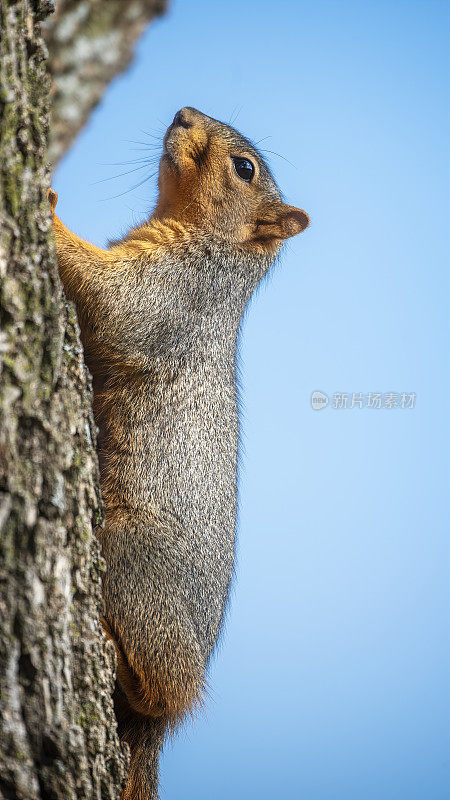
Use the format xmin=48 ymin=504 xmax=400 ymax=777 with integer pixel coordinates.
xmin=48 ymin=106 xmax=309 ymax=799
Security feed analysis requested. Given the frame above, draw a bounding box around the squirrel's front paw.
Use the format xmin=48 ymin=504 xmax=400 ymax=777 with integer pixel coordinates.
xmin=47 ymin=188 xmax=58 ymax=215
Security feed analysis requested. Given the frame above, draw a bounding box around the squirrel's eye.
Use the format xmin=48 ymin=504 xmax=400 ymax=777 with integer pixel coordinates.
xmin=232 ymin=157 xmax=255 ymax=182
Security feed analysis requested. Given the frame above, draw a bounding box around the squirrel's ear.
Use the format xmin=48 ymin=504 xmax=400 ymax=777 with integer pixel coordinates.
xmin=276 ymin=205 xmax=310 ymax=238
xmin=249 ymin=203 xmax=309 ymax=248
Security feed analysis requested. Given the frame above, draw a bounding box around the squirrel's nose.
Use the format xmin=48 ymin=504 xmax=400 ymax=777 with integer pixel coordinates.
xmin=172 ymin=108 xmax=194 ymax=129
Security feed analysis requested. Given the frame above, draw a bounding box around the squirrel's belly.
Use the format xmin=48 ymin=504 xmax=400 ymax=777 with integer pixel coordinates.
xmin=100 ymin=497 xmax=236 ymax=720
xmin=100 ymin=384 xmax=239 ymax=664
xmin=102 ymin=457 xmax=238 ymax=658
xmin=181 ymin=517 xmax=236 ymax=659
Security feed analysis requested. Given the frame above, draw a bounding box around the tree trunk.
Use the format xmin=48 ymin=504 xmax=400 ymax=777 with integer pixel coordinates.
xmin=43 ymin=0 xmax=168 ymax=163
xmin=0 ymin=1 xmax=165 ymax=797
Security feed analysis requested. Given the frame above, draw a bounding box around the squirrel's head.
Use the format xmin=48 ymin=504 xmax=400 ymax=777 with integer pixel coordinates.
xmin=155 ymin=107 xmax=309 ymax=255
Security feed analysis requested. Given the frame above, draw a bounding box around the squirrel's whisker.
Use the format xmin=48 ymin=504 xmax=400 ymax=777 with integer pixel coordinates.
xmin=99 ymin=170 xmax=158 ymax=200
xmin=259 ymin=149 xmax=297 ymax=169
xmin=98 ymin=158 xmax=157 ymax=167
xmin=124 ymin=138 xmax=162 ymax=149
xmin=93 ymin=163 xmax=154 ymax=185
xmin=140 ymin=129 xmax=163 ymax=140
xmin=254 ymin=135 xmax=272 ymax=145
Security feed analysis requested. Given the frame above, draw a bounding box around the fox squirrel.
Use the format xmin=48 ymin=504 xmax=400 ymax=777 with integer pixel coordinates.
xmin=48 ymin=106 xmax=309 ymax=799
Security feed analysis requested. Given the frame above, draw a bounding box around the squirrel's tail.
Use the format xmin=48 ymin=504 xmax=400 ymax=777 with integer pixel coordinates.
xmin=115 ymin=688 xmax=167 ymax=800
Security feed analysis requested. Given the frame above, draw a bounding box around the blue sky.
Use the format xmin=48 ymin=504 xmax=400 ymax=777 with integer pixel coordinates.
xmin=54 ymin=1 xmax=449 ymax=797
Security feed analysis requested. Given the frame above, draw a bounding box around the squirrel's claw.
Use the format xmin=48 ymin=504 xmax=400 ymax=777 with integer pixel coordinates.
xmin=47 ymin=188 xmax=58 ymax=215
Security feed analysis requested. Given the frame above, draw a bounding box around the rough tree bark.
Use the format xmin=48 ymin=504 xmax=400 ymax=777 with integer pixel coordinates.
xmin=44 ymin=0 xmax=168 ymax=163
xmin=0 ymin=1 xmax=166 ymax=797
